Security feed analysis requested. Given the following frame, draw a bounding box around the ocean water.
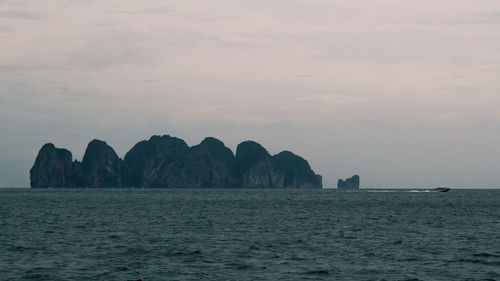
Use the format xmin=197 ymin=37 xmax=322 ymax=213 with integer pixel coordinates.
xmin=1 ymin=188 xmax=499 ymax=280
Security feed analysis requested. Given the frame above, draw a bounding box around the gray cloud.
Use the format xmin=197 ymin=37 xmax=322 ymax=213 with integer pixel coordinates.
xmin=0 ymin=10 xmax=45 ymax=20
xmin=0 ymin=25 xmax=14 ymax=37
xmin=0 ymin=64 xmax=29 ymax=72
xmin=0 ymin=64 xmax=66 ymax=73
xmin=68 ymin=27 xmax=242 ymax=70
xmin=68 ymin=30 xmax=153 ymax=70
xmin=106 ymin=6 xmax=172 ymax=15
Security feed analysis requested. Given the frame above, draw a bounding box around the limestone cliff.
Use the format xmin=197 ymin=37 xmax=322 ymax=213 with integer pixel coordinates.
xmin=122 ymin=135 xmax=188 ymax=187
xmin=273 ymin=151 xmax=323 ymax=188
xmin=235 ymin=141 xmax=283 ymax=188
xmin=235 ymin=141 xmax=322 ymax=188
xmin=76 ymin=139 xmax=122 ymax=187
xmin=151 ymin=137 xmax=238 ymax=188
xmin=338 ymin=175 xmax=360 ymax=189
xmin=30 ymin=135 xmax=323 ymax=188
xmin=30 ymin=143 xmax=75 ymax=188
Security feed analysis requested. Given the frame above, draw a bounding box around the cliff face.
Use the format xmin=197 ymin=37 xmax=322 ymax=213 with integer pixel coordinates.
xmin=122 ymin=135 xmax=188 ymax=187
xmin=273 ymin=151 xmax=323 ymax=188
xmin=152 ymin=137 xmax=238 ymax=188
xmin=235 ymin=141 xmax=322 ymax=188
xmin=235 ymin=141 xmax=283 ymax=188
xmin=30 ymin=136 xmax=323 ymax=188
xmin=77 ymin=139 xmax=122 ymax=187
xmin=338 ymin=175 xmax=360 ymax=189
xmin=30 ymin=143 xmax=75 ymax=188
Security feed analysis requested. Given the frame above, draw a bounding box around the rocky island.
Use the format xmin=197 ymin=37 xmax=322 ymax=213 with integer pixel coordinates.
xmin=30 ymin=135 xmax=322 ymax=188
xmin=338 ymin=175 xmax=360 ymax=190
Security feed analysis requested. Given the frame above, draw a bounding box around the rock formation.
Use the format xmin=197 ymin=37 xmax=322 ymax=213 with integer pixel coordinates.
xmin=76 ymin=139 xmax=122 ymax=187
xmin=30 ymin=135 xmax=323 ymax=188
xmin=338 ymin=175 xmax=360 ymax=189
xmin=273 ymin=151 xmax=323 ymax=188
xmin=30 ymin=143 xmax=75 ymax=188
xmin=150 ymin=137 xmax=238 ymax=188
xmin=122 ymin=135 xmax=188 ymax=187
xmin=235 ymin=141 xmax=284 ymax=188
xmin=234 ymin=141 xmax=322 ymax=188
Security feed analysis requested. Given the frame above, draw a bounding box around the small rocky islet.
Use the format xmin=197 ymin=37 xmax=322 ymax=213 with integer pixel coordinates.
xmin=30 ymin=135 xmax=322 ymax=188
xmin=337 ymin=175 xmax=360 ymax=190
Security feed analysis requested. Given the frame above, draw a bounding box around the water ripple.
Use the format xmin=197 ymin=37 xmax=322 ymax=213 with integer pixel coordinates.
xmin=0 ymin=188 xmax=499 ymax=280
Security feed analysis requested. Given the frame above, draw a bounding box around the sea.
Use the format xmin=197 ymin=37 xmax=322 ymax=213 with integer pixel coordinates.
xmin=1 ymin=188 xmax=499 ymax=281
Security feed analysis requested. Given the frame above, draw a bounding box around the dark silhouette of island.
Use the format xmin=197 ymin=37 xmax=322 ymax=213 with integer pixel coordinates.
xmin=30 ymin=135 xmax=322 ymax=188
xmin=338 ymin=175 xmax=360 ymax=189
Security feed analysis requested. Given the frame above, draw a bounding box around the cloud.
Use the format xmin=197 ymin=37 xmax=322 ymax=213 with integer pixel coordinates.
xmin=0 ymin=25 xmax=14 ymax=37
xmin=68 ymin=27 xmax=242 ymax=70
xmin=106 ymin=6 xmax=172 ymax=15
xmin=153 ymin=28 xmax=243 ymax=49
xmin=68 ymin=30 xmax=153 ymax=70
xmin=0 ymin=64 xmax=29 ymax=72
xmin=0 ymin=64 xmax=68 ymax=74
xmin=0 ymin=10 xmax=45 ymax=20
xmin=406 ymin=9 xmax=500 ymax=26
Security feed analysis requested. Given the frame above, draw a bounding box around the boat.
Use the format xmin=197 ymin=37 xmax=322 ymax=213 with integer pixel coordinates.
xmin=433 ymin=187 xmax=450 ymax=192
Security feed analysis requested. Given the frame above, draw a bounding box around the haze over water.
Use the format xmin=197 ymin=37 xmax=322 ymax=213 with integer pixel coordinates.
xmin=1 ymin=188 xmax=499 ymax=280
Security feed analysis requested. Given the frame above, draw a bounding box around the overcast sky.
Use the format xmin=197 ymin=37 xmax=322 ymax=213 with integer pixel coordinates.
xmin=2 ymin=0 xmax=500 ymax=188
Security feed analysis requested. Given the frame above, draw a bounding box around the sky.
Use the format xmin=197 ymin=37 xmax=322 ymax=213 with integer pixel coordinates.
xmin=1 ymin=0 xmax=500 ymax=188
